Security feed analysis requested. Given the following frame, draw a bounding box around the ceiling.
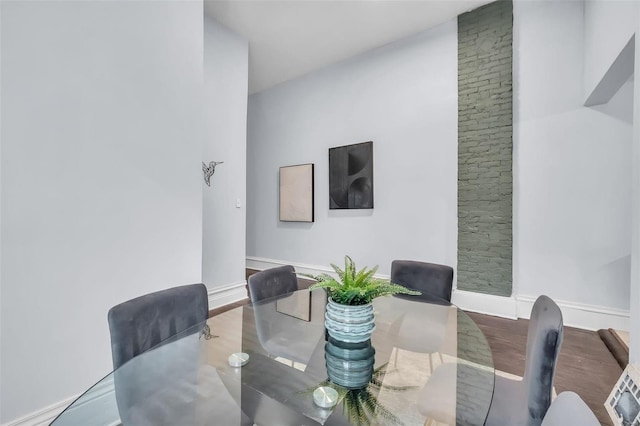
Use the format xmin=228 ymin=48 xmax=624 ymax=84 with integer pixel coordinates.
xmin=204 ymin=0 xmax=493 ymax=94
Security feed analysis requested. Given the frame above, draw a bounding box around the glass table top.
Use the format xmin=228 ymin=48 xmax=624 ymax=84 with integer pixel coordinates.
xmin=51 ymin=290 xmax=494 ymax=426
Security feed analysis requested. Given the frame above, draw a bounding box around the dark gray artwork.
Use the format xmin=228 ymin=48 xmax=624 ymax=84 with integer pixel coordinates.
xmin=329 ymin=141 xmax=373 ymax=209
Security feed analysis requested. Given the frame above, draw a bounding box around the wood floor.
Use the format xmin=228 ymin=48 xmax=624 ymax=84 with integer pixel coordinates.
xmin=212 ymin=272 xmax=621 ymax=425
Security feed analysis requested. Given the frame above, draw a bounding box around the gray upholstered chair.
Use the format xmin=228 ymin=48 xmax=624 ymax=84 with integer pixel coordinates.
xmin=391 ymin=260 xmax=454 ymax=303
xmin=248 ymin=264 xmax=298 ymax=303
xmin=484 ymin=295 xmax=564 ymax=426
xmin=107 ymin=283 xmax=209 ymax=369
xmin=389 ymin=260 xmax=454 ymax=372
xmin=541 ymin=391 xmax=599 ymax=426
xmin=247 ymin=265 xmax=325 ymax=365
xmin=108 ymin=283 xmax=215 ymax=425
xmin=419 ymin=295 xmax=564 ymax=426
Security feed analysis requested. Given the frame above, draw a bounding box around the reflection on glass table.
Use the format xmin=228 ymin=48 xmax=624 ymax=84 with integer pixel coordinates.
xmin=51 ymin=289 xmax=495 ymax=426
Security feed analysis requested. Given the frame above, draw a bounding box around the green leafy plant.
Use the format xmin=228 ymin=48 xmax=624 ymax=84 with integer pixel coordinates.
xmin=308 ymin=256 xmax=420 ymax=306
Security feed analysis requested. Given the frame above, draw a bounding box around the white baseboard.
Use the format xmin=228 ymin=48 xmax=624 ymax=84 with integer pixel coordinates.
xmin=207 ymin=281 xmax=248 ymax=309
xmin=1 ymin=396 xmax=77 ymax=426
xmin=247 ymin=256 xmax=335 ymax=277
xmin=452 ymin=289 xmax=518 ymax=319
xmin=516 ymin=294 xmax=630 ymax=332
xmin=246 ymin=256 xmax=630 ymax=331
xmin=1 ymin=378 xmax=120 ymax=426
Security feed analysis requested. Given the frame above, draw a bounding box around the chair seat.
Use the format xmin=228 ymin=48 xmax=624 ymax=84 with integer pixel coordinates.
xmin=251 ymin=284 xmax=326 ymax=365
xmin=484 ymin=374 xmax=527 ymax=426
xmin=417 ymin=362 xmax=495 ymax=425
xmin=389 ymin=307 xmax=449 ymax=354
xmin=541 ymin=392 xmax=599 ymax=426
xmin=262 ymin=330 xmax=321 ymax=364
xmin=417 ymin=363 xmax=457 ymax=424
xmin=121 ymin=364 xmax=252 ymax=425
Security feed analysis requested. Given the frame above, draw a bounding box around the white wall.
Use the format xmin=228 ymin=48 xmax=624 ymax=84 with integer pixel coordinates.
xmin=247 ymin=21 xmax=458 ymax=276
xmin=202 ymin=17 xmax=248 ymax=291
xmin=247 ymin=1 xmax=635 ymax=322
xmin=584 ymin=0 xmax=637 ymax=100
xmin=0 ymin=1 xmax=203 ymax=423
xmin=514 ymin=0 xmax=633 ymax=310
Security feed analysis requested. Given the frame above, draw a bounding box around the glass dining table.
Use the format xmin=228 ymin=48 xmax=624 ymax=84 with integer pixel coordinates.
xmin=51 ymin=289 xmax=495 ymax=426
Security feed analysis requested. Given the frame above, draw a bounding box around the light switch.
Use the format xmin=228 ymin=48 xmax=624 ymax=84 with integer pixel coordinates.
xmin=236 ymin=198 xmax=241 ymax=208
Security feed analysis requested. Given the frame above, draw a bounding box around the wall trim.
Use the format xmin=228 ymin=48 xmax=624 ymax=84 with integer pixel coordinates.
xmin=1 ymin=396 xmax=77 ymax=426
xmin=1 ymin=378 xmax=119 ymax=426
xmin=207 ymin=281 xmax=248 ymax=309
xmin=247 ymin=256 xmax=335 ymax=277
xmin=247 ymin=256 xmax=630 ymax=331
xmin=452 ymin=289 xmax=518 ymax=319
xmin=516 ymin=294 xmax=630 ymax=332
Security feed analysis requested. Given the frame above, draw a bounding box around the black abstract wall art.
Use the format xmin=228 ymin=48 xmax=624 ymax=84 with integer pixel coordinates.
xmin=329 ymin=141 xmax=374 ymax=209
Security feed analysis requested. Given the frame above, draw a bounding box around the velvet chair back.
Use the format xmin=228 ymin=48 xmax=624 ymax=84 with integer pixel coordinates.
xmin=248 ymin=265 xmax=298 ymax=303
xmin=523 ymin=295 xmax=564 ymax=424
xmin=107 ymin=283 xmax=209 ymax=369
xmin=391 ymin=260 xmax=454 ymax=303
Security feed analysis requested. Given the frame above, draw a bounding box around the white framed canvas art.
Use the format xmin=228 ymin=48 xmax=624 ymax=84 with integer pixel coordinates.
xmin=279 ymin=163 xmax=314 ymax=222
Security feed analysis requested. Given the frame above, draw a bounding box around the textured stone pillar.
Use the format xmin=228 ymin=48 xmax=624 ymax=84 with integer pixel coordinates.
xmin=457 ymin=0 xmax=513 ymax=296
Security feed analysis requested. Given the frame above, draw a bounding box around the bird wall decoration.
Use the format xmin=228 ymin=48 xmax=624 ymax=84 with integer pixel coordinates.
xmin=202 ymin=161 xmax=223 ymax=186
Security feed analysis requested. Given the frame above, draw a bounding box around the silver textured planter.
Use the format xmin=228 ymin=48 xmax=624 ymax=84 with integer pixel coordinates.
xmin=324 ymin=298 xmax=376 ymax=343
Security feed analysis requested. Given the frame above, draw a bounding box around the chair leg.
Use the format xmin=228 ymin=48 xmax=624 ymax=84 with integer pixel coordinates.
xmin=438 ymin=352 xmax=444 ymax=364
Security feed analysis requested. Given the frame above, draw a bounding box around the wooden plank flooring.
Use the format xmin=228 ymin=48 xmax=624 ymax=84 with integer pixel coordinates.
xmin=215 ymin=271 xmax=621 ymax=425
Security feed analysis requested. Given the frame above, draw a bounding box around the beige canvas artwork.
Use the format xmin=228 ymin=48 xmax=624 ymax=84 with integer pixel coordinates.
xmin=279 ymin=164 xmax=314 ymax=222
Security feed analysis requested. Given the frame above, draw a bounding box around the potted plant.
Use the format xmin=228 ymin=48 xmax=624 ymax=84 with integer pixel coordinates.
xmin=309 ymin=256 xmax=420 ymax=343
